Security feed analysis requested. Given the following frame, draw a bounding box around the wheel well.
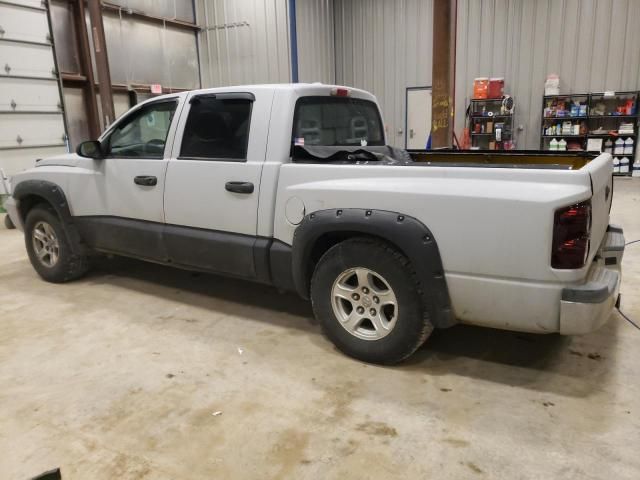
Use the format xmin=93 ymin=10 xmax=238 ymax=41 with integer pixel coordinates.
xmin=17 ymin=194 xmax=53 ymax=222
xmin=306 ymin=231 xmax=409 ymax=289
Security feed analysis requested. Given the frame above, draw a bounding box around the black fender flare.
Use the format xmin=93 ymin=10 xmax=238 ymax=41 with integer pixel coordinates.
xmin=291 ymin=208 xmax=455 ymax=328
xmin=12 ymin=180 xmax=86 ymax=254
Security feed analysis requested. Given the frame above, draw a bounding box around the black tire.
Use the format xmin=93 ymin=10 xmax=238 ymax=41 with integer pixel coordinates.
xmin=24 ymin=204 xmax=90 ymax=283
xmin=4 ymin=214 xmax=15 ymax=229
xmin=311 ymin=237 xmax=433 ymax=364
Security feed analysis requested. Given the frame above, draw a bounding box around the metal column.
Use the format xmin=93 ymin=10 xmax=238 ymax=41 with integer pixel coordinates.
xmin=87 ymin=0 xmax=115 ymax=129
xmin=431 ymin=0 xmax=457 ymax=149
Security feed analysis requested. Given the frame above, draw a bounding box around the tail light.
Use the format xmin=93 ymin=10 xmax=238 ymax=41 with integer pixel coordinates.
xmin=551 ymin=200 xmax=591 ymax=269
xmin=331 ymin=87 xmax=350 ymax=97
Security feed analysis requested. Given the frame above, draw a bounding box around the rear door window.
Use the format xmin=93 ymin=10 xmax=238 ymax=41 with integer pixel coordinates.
xmin=180 ymin=96 xmax=252 ymax=161
xmin=293 ymin=97 xmax=384 ymax=147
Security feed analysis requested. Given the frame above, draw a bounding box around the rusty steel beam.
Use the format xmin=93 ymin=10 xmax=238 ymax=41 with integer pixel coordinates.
xmin=87 ymin=0 xmax=115 ymax=129
xmin=73 ymin=0 xmax=101 ymax=138
xmin=431 ymin=0 xmax=457 ymax=149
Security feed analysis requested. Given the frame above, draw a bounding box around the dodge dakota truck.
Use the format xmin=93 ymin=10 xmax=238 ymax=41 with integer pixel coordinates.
xmin=5 ymin=84 xmax=625 ymax=364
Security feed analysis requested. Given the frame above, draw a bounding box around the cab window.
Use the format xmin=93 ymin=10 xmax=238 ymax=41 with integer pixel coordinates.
xmin=106 ymin=100 xmax=177 ymax=158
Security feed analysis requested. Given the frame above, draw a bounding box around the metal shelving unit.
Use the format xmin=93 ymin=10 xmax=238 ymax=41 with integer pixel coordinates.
xmin=540 ymin=91 xmax=639 ymax=176
xmin=469 ymin=98 xmax=514 ymax=150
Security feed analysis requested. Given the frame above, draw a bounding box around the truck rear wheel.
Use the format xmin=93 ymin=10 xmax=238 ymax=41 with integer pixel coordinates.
xmin=310 ymin=237 xmax=433 ymax=364
xmin=24 ymin=205 xmax=90 ymax=283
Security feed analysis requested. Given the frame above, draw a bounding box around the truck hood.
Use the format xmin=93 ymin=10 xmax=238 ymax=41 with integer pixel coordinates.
xmin=35 ymin=153 xmax=82 ymax=168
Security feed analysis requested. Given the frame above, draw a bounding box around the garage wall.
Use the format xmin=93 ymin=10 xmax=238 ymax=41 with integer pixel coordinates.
xmin=0 ymin=0 xmax=68 ymax=176
xmin=334 ymin=0 xmax=433 ymax=147
xmin=456 ymin=0 xmax=640 ymax=149
xmin=335 ymin=0 xmax=640 ymax=150
xmin=296 ymin=0 xmax=335 ymax=84
xmin=196 ymin=0 xmax=291 ymax=87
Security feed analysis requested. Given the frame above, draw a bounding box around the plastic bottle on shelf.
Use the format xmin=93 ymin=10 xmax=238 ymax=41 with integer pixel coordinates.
xmin=623 ymin=138 xmax=634 ymax=155
xmin=549 ymin=138 xmax=559 ymax=151
xmin=604 ymin=139 xmax=613 ymax=154
xmin=558 ymin=139 xmax=567 ymax=151
xmin=614 ymin=138 xmax=625 ymax=155
xmin=619 ymin=157 xmax=630 ymax=174
xmin=613 ymin=157 xmax=620 ymax=173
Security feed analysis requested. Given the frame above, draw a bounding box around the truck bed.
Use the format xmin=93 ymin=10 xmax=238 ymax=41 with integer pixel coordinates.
xmin=408 ymin=150 xmax=597 ymax=170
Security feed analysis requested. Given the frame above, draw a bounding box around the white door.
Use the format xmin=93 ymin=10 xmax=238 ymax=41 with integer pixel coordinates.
xmin=406 ymin=88 xmax=432 ymax=149
xmin=163 ymin=90 xmax=272 ymax=276
xmin=69 ymin=99 xmax=180 ymax=260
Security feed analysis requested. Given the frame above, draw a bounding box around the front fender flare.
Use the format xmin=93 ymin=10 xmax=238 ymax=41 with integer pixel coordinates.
xmin=12 ymin=180 xmax=86 ymax=254
xmin=292 ymin=208 xmax=455 ymax=328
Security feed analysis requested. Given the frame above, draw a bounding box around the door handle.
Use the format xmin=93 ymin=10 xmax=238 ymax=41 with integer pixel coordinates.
xmin=134 ymin=175 xmax=157 ymax=186
xmin=225 ymin=181 xmax=254 ymax=194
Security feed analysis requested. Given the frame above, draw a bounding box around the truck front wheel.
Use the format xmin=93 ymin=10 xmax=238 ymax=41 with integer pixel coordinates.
xmin=24 ymin=205 xmax=90 ymax=283
xmin=310 ymin=237 xmax=433 ymax=364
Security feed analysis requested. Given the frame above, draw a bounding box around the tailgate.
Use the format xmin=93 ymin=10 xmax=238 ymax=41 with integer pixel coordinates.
xmin=584 ymin=153 xmax=614 ymax=253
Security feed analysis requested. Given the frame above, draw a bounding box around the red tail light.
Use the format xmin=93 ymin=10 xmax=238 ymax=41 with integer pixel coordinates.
xmin=551 ymin=200 xmax=591 ymax=269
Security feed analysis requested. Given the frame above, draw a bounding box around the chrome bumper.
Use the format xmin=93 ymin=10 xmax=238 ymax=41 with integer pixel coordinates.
xmin=559 ymin=225 xmax=624 ymax=335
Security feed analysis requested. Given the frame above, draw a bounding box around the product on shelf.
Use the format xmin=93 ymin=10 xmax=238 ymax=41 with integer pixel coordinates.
xmin=488 ymin=78 xmax=504 ymax=98
xmin=473 ymin=78 xmax=489 ymax=99
xmin=623 ymin=138 xmax=634 ymax=154
xmin=614 ymin=138 xmax=625 ymax=155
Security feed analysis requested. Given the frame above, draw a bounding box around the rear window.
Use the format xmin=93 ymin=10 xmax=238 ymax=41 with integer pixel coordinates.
xmin=293 ymin=97 xmax=384 ymax=147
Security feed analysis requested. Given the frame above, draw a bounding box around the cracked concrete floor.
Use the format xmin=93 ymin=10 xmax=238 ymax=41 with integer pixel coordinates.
xmin=1 ymin=178 xmax=639 ymax=480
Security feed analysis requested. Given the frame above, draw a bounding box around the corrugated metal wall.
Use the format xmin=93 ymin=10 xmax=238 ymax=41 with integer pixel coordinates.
xmin=196 ymin=0 xmax=291 ymax=87
xmin=296 ymin=0 xmax=335 ymax=83
xmin=456 ymin=0 xmax=640 ymax=149
xmin=334 ymin=0 xmax=433 ymax=147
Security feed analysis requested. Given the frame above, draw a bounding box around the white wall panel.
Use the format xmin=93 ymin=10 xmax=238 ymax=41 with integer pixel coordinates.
xmin=196 ymin=0 xmax=291 ymax=87
xmin=334 ymin=0 xmax=433 ymax=147
xmin=296 ymin=0 xmax=335 ymax=83
xmin=456 ymin=0 xmax=640 ymax=149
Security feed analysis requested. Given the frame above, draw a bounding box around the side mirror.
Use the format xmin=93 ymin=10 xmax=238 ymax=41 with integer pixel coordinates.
xmin=76 ymin=140 xmax=104 ymax=159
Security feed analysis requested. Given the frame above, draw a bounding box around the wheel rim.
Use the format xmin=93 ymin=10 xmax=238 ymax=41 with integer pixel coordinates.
xmin=331 ymin=267 xmax=398 ymax=341
xmin=32 ymin=221 xmax=60 ymax=268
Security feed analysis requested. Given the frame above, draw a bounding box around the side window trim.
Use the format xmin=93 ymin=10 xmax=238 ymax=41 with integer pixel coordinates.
xmin=101 ymin=98 xmax=179 ymax=160
xmin=178 ymin=93 xmax=254 ymax=163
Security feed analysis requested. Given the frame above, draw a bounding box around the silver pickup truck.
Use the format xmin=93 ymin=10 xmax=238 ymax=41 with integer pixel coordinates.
xmin=5 ymin=83 xmax=624 ymax=363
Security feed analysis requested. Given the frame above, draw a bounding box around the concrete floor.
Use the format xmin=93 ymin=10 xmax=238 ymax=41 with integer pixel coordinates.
xmin=1 ymin=179 xmax=639 ymax=480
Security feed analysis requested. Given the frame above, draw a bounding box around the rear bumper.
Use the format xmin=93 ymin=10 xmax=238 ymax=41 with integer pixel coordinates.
xmin=559 ymin=225 xmax=624 ymax=335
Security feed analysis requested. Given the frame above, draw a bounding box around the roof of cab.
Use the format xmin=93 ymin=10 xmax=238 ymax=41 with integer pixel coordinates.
xmin=144 ymin=83 xmax=376 ymax=104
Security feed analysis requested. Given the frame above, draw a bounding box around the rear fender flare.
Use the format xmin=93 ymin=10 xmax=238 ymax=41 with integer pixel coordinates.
xmin=291 ymin=208 xmax=455 ymax=328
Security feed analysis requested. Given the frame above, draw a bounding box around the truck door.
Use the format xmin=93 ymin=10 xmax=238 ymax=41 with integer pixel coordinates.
xmin=163 ymin=90 xmax=272 ymax=278
xmin=70 ymin=99 xmax=179 ymax=261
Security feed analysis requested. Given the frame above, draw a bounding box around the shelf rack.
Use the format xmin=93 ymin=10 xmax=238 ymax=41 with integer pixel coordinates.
xmin=469 ymin=97 xmax=514 ymax=150
xmin=540 ymin=91 xmax=639 ymax=176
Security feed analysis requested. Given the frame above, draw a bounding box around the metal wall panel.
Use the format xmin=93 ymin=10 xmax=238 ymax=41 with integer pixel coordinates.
xmin=106 ymin=0 xmax=195 ymax=23
xmin=102 ymin=12 xmax=199 ymax=89
xmin=334 ymin=0 xmax=433 ymax=147
xmin=296 ymin=0 xmax=335 ymax=83
xmin=456 ymin=0 xmax=640 ymax=149
xmin=196 ymin=0 xmax=291 ymax=87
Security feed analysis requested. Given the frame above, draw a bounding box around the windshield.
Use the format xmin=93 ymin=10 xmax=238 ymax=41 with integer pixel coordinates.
xmin=293 ymin=96 xmax=385 ymax=147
